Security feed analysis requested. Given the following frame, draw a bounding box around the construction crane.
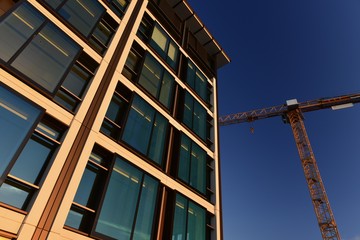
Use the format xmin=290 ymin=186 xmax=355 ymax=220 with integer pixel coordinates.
xmin=219 ymin=93 xmax=360 ymax=240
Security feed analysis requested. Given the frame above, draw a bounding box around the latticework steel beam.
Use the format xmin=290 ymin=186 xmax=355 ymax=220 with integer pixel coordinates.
xmin=287 ymin=109 xmax=341 ymax=240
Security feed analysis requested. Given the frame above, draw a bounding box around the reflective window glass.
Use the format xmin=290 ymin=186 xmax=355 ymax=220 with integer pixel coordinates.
xmin=9 ymin=133 xmax=55 ymax=184
xmin=0 ymin=2 xmax=45 ymax=61
xmin=172 ymin=194 xmax=187 ymax=240
xmin=187 ymin=202 xmax=206 ymax=240
xmin=0 ymin=114 xmax=65 ymax=210
xmin=178 ymin=134 xmax=206 ymax=194
xmin=58 ymin=0 xmax=105 ymax=37
xmin=186 ymin=61 xmax=210 ymax=104
xmin=0 ymin=86 xmax=42 ymax=177
xmin=107 ymin=0 xmax=129 ymax=18
xmin=44 ymin=0 xmax=63 ymax=9
xmin=11 ymin=23 xmax=81 ymax=93
xmin=138 ymin=54 xmax=174 ymax=109
xmin=122 ymin=96 xmax=154 ymax=155
xmin=182 ymin=92 xmax=207 ymax=141
xmin=147 ymin=113 xmax=167 ymax=165
xmin=0 ymin=180 xmax=32 ymax=209
xmin=172 ymin=194 xmax=206 ymax=240
xmin=122 ymin=95 xmax=168 ymax=166
xmin=94 ymin=157 xmax=159 ymax=239
xmin=133 ymin=175 xmax=158 ymax=239
xmin=149 ymin=24 xmax=179 ymax=70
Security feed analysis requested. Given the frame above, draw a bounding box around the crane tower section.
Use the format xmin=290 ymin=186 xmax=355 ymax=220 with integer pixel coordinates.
xmin=287 ymin=109 xmax=340 ymax=240
xmin=218 ymin=92 xmax=360 ymax=240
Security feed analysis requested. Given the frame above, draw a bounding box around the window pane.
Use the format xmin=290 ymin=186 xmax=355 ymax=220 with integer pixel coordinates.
xmin=195 ymin=71 xmax=207 ymax=102
xmin=9 ymin=133 xmax=55 ymax=184
xmin=0 ymin=86 xmax=42 ymax=176
xmin=190 ymin=144 xmax=206 ymax=194
xmin=168 ymin=42 xmax=178 ymax=63
xmin=122 ymin=96 xmax=155 ymax=155
xmin=73 ymin=164 xmax=99 ymax=207
xmin=92 ymin=21 xmax=112 ymax=46
xmin=183 ymin=93 xmax=193 ymax=128
xmin=193 ymin=102 xmax=207 ymax=140
xmin=158 ymin=71 xmax=174 ymax=108
xmin=178 ymin=135 xmax=191 ymax=183
xmin=147 ymin=113 xmax=167 ymax=165
xmin=172 ymin=194 xmax=187 ymax=240
xmin=133 ymin=175 xmax=158 ymax=240
xmin=186 ymin=62 xmax=195 ymax=89
xmin=0 ymin=180 xmax=32 ymax=209
xmin=58 ymin=0 xmax=105 ymax=37
xmin=0 ymin=2 xmax=45 ymax=61
xmin=105 ymin=94 xmax=127 ymax=124
xmin=54 ymin=90 xmax=78 ymax=111
xmin=44 ymin=0 xmax=63 ymax=9
xmin=187 ymin=202 xmax=206 ymax=240
xmin=151 ymin=26 xmax=167 ymax=52
xmin=62 ymin=64 xmax=90 ymax=96
xmin=65 ymin=208 xmax=85 ymax=229
xmin=95 ymin=158 xmax=142 ymax=240
xmin=11 ymin=23 xmax=81 ymax=93
xmin=138 ymin=55 xmax=162 ymax=98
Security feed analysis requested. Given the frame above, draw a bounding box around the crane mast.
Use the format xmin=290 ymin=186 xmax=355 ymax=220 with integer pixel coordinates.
xmin=219 ymin=93 xmax=360 ymax=240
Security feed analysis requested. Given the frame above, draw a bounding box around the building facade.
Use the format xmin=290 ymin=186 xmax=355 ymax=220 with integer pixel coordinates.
xmin=0 ymin=0 xmax=230 ymax=239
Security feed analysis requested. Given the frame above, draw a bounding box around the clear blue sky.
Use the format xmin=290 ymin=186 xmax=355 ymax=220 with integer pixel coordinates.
xmin=188 ymin=0 xmax=360 ymax=239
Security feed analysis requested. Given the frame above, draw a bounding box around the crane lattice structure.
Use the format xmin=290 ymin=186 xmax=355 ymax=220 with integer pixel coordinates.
xmin=219 ymin=93 xmax=360 ymax=240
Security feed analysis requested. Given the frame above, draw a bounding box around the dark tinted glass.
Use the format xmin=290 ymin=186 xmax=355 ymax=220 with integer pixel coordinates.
xmin=11 ymin=23 xmax=81 ymax=93
xmin=0 ymin=86 xmax=42 ymax=176
xmin=0 ymin=3 xmax=45 ymax=61
xmin=58 ymin=0 xmax=105 ymax=37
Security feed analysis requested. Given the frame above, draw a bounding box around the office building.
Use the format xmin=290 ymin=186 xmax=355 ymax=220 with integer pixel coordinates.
xmin=0 ymin=0 xmax=230 ymax=239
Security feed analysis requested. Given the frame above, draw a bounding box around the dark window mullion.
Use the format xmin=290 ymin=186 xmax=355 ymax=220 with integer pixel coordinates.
xmin=129 ymin=173 xmax=145 ymax=240
xmin=90 ymin=154 xmax=115 ymax=235
xmin=6 ymin=20 xmax=48 ymax=65
xmin=184 ymin=198 xmax=190 ymax=240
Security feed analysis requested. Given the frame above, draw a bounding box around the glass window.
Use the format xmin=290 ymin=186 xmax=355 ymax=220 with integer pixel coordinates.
xmin=42 ymin=0 xmax=117 ymax=55
xmin=58 ymin=0 xmax=105 ymax=37
xmin=54 ymin=52 xmax=98 ymax=112
xmin=182 ymin=92 xmax=207 ymax=141
xmin=0 ymin=2 xmax=98 ymax=101
xmin=0 ymin=85 xmax=43 ymax=177
xmin=149 ymin=24 xmax=179 ymax=70
xmin=66 ymin=148 xmax=159 ymax=240
xmin=178 ymin=134 xmax=206 ymax=194
xmin=0 ymin=2 xmax=45 ymax=62
xmin=10 ymin=22 xmax=81 ymax=93
xmin=0 ymin=114 xmax=65 ymax=210
xmin=100 ymin=83 xmax=132 ymax=140
xmin=186 ymin=60 xmax=210 ymax=104
xmin=122 ymin=95 xmax=168 ymax=166
xmin=172 ymin=194 xmax=206 ymax=240
xmin=138 ymin=54 xmax=175 ymax=109
xmin=106 ymin=0 xmax=130 ymax=18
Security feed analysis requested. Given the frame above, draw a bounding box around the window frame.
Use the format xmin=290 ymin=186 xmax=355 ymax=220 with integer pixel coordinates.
xmin=0 ymin=83 xmax=44 ymax=183
xmin=39 ymin=0 xmax=118 ymax=55
xmin=0 ymin=2 xmax=82 ymax=96
xmin=176 ymin=133 xmax=207 ymax=195
xmin=65 ymin=145 xmax=161 ymax=240
xmin=170 ymin=192 xmax=207 ymax=240
xmin=136 ymin=53 xmax=175 ymax=111
xmin=0 ymin=110 xmax=67 ymax=212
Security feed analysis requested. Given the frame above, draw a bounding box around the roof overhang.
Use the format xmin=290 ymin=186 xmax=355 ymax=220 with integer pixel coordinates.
xmin=167 ymin=0 xmax=231 ymax=69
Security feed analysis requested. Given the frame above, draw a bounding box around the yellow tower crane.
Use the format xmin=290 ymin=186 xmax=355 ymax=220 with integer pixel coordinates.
xmin=219 ymin=93 xmax=360 ymax=240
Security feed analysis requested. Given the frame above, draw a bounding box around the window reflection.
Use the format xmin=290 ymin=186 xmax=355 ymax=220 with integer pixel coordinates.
xmin=65 ymin=148 xmax=159 ymax=240
xmin=172 ymin=194 xmax=206 ymax=240
xmin=0 ymin=85 xmax=43 ymax=177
